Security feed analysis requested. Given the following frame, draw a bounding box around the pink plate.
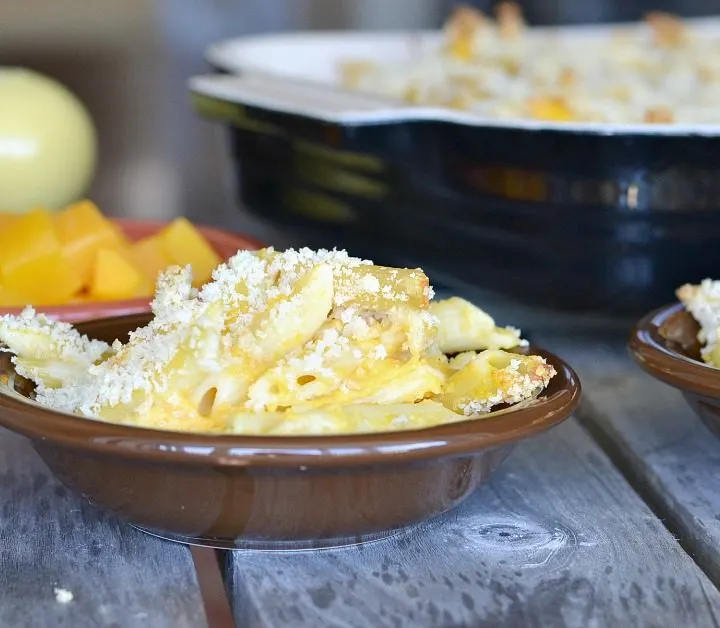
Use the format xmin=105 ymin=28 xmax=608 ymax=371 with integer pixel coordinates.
xmin=1 ymin=218 xmax=264 ymax=322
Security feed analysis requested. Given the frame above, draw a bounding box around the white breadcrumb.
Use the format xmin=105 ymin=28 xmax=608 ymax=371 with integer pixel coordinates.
xmin=53 ymin=587 xmax=73 ymax=604
xmin=677 ymin=279 xmax=720 ymax=364
xmin=0 ymin=306 xmax=109 ymax=363
xmin=0 ymin=307 xmax=111 ymax=390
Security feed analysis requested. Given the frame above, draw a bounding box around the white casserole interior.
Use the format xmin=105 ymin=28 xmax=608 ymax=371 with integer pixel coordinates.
xmin=194 ymin=16 xmax=720 ymax=135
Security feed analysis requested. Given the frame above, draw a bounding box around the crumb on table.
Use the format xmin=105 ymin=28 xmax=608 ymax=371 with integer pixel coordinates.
xmin=54 ymin=587 xmax=74 ymax=604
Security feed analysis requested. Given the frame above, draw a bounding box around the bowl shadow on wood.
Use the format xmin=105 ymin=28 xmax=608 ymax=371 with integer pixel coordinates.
xmin=0 ymin=314 xmax=580 ymax=550
xmin=629 ymin=303 xmax=720 ymax=439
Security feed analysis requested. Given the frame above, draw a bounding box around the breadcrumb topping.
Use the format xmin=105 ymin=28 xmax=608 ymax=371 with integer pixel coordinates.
xmin=0 ymin=307 xmax=109 ymax=363
xmin=454 ymin=355 xmax=555 ymax=415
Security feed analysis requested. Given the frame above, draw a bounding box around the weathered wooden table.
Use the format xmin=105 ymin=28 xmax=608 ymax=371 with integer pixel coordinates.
xmin=3 ymin=281 xmax=720 ymax=627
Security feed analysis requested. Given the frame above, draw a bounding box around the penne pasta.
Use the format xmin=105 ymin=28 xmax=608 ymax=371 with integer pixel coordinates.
xmin=429 ymin=297 xmax=525 ymax=353
xmin=442 ymin=349 xmax=554 ymax=415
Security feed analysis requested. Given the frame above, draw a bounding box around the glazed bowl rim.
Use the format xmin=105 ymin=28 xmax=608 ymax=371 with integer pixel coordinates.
xmin=628 ymin=301 xmax=720 ymax=396
xmin=0 ymin=312 xmax=581 ymax=468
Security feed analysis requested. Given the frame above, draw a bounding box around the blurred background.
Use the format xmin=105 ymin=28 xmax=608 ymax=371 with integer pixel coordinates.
xmin=4 ymin=0 xmax=719 ymax=241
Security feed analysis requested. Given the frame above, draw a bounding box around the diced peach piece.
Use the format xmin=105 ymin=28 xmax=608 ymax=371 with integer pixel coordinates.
xmin=66 ymin=291 xmax=91 ymax=305
xmin=0 ymin=284 xmax=34 ymax=307
xmin=89 ymin=248 xmax=145 ymax=301
xmin=0 ymin=208 xmax=55 ymax=269
xmin=133 ymin=274 xmax=155 ymax=298
xmin=114 ymin=245 xmax=155 ymax=297
xmin=0 ymin=213 xmax=19 ymax=231
xmin=108 ymin=221 xmax=132 ymax=248
xmin=158 ymin=218 xmax=221 ymax=285
xmin=55 ymin=200 xmax=126 ymax=285
xmin=128 ymin=235 xmax=173 ymax=284
xmin=0 ymin=209 xmax=82 ymax=304
xmin=4 ymin=251 xmax=82 ymax=305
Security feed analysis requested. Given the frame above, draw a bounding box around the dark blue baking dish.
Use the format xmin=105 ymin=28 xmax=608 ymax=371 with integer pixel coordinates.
xmin=189 ymin=27 xmax=720 ymax=316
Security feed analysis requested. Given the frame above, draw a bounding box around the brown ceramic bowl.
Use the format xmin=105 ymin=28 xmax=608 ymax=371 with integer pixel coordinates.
xmin=0 ymin=313 xmax=581 ymax=549
xmin=0 ymin=218 xmax=263 ymax=323
xmin=629 ymin=302 xmax=720 ymax=437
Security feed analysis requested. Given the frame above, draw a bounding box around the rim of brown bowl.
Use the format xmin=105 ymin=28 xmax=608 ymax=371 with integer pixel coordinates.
xmin=628 ymin=301 xmax=720 ymax=396
xmin=0 ymin=312 xmax=581 ymax=469
xmin=0 ymin=217 xmax=264 ymax=323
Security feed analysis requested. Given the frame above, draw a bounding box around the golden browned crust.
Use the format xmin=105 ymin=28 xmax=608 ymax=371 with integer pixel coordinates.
xmin=445 ymin=4 xmax=487 ymax=37
xmin=495 ymin=2 xmax=525 ymax=40
xmin=643 ymin=106 xmax=674 ymax=124
xmin=443 ymin=4 xmax=487 ymax=60
xmin=645 ymin=11 xmax=687 ymax=47
xmin=558 ymin=67 xmax=577 ymax=88
xmin=676 ymin=283 xmax=698 ymax=304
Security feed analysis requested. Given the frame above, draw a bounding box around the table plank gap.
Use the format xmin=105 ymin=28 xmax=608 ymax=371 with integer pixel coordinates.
xmin=0 ymin=429 xmax=208 ymax=628
xmin=191 ymin=547 xmax=237 ymax=628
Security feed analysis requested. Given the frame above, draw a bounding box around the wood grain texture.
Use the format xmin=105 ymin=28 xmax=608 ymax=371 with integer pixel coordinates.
xmin=0 ymin=429 xmax=208 ymax=628
xmin=227 ymin=420 xmax=720 ymax=628
xmin=546 ymin=334 xmax=720 ymax=585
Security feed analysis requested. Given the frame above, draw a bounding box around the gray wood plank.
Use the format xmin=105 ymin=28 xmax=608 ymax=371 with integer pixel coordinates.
xmin=226 ymin=420 xmax=720 ymax=628
xmin=544 ymin=333 xmax=720 ymax=585
xmin=0 ymin=429 xmax=209 ymax=628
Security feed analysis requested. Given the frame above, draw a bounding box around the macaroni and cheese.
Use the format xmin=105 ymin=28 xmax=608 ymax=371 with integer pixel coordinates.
xmin=0 ymin=247 xmax=555 ymax=435
xmin=341 ymin=4 xmax=720 ymax=125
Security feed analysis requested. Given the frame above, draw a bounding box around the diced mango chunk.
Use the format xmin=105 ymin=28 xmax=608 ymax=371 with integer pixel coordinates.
xmin=55 ymin=200 xmax=127 ymax=284
xmin=108 ymin=221 xmax=132 ymax=249
xmin=0 ymin=200 xmax=226 ymax=307
xmin=0 ymin=209 xmax=82 ymax=304
xmin=128 ymin=236 xmax=173 ymax=285
xmin=0 ymin=209 xmax=55 ymax=270
xmin=0 ymin=284 xmax=33 ymax=307
xmin=130 ymin=271 xmax=155 ymax=299
xmin=0 ymin=214 xmax=19 ymax=231
xmin=90 ymin=248 xmax=146 ymax=300
xmin=113 ymin=246 xmax=155 ymax=298
xmin=158 ymin=218 xmax=221 ymax=285
xmin=4 ymin=251 xmax=82 ymax=305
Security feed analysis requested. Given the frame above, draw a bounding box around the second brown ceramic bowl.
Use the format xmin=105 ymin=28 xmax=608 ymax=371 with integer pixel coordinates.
xmin=629 ymin=302 xmax=720 ymax=438
xmin=0 ymin=313 xmax=581 ymax=549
